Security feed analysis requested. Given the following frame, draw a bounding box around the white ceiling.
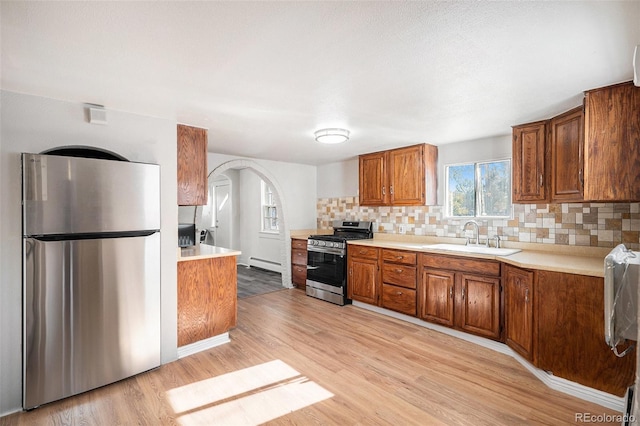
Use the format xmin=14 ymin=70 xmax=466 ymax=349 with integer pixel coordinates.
xmin=2 ymin=1 xmax=639 ymax=165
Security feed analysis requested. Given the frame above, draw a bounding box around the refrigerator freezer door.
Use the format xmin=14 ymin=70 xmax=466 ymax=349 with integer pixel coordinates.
xmin=22 ymin=153 xmax=160 ymax=236
xmin=23 ymin=233 xmax=161 ymax=409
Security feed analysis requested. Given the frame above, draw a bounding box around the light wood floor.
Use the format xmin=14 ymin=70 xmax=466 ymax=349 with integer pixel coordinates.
xmin=1 ymin=289 xmax=622 ymax=425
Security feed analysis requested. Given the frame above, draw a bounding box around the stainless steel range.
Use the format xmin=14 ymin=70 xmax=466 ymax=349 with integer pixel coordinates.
xmin=306 ymin=220 xmax=373 ymax=305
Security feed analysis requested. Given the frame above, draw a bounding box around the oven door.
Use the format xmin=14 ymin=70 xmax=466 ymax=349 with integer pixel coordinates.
xmin=306 ymin=247 xmax=346 ymax=289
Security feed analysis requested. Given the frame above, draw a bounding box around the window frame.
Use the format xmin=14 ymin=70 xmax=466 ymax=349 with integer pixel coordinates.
xmin=444 ymin=158 xmax=513 ymax=219
xmin=260 ymin=180 xmax=279 ymax=233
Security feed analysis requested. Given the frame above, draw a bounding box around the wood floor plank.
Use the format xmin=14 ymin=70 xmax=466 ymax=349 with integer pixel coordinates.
xmin=1 ymin=288 xmax=623 ymax=425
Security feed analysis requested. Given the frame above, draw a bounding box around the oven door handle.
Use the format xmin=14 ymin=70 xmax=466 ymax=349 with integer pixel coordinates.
xmin=306 ymin=266 xmax=320 ymax=270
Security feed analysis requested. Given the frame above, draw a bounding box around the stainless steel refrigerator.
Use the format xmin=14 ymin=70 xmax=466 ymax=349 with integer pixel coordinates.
xmin=22 ymin=152 xmax=161 ymax=409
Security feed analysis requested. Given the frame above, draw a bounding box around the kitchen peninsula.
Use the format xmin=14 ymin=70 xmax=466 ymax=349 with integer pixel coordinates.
xmin=177 ymin=244 xmax=241 ymax=356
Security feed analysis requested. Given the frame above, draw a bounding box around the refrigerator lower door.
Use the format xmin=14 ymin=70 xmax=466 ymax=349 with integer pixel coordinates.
xmin=23 ymin=233 xmax=161 ymax=409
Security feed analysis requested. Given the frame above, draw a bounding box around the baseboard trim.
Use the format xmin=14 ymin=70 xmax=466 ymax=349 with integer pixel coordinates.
xmin=352 ymin=301 xmax=625 ymax=412
xmin=177 ymin=333 xmax=230 ymax=359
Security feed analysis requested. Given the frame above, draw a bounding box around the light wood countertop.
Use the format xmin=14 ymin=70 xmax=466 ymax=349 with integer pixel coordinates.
xmin=177 ymin=244 xmax=241 ymax=262
xmin=348 ymin=236 xmax=607 ymax=278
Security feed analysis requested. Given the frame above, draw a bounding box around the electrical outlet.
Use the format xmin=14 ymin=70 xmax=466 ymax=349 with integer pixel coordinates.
xmin=398 ymin=225 xmax=406 ymax=234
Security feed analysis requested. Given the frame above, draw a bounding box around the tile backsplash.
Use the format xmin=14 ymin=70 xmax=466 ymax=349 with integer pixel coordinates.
xmin=317 ymin=197 xmax=640 ymax=251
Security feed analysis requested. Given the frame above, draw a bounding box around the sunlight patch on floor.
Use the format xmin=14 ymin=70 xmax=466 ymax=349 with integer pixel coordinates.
xmin=166 ymin=359 xmax=334 ymax=425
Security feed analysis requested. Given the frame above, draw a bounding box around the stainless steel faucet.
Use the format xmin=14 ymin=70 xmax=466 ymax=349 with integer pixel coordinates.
xmin=462 ymin=220 xmax=480 ymax=246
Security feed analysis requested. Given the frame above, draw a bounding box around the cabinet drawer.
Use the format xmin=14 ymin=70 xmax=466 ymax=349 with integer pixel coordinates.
xmin=382 ymin=263 xmax=416 ymax=289
xmin=292 ymin=264 xmax=307 ymax=286
xmin=421 ymin=254 xmax=500 ymax=277
xmin=349 ymin=246 xmax=378 ymax=260
xmin=291 ymin=248 xmax=308 ymax=266
xmin=382 ymin=284 xmax=416 ymax=316
xmin=291 ymin=238 xmax=307 ymax=250
xmin=382 ymin=249 xmax=416 ymax=265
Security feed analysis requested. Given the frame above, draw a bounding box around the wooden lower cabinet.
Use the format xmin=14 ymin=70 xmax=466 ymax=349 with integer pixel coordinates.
xmin=420 ymin=268 xmax=501 ymax=340
xmin=380 ymin=249 xmax=417 ymax=316
xmin=420 ymin=254 xmax=502 ymax=341
xmin=347 ymin=247 xmax=380 ymax=305
xmin=291 ymin=238 xmax=307 ymax=289
xmin=535 ymin=270 xmax=635 ymax=396
xmin=420 ymin=269 xmax=455 ymax=327
xmin=457 ymin=273 xmax=501 ymax=340
xmin=177 ymin=256 xmax=237 ymax=347
xmin=348 ymin=256 xmax=379 ymax=305
xmin=504 ymin=265 xmax=535 ymax=361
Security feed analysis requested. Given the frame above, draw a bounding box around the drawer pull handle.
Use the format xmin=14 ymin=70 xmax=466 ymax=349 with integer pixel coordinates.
xmin=396 ymin=291 xmax=403 ymax=296
xmin=396 ymin=256 xmax=403 ymax=260
xmin=395 ymin=269 xmax=403 ymax=273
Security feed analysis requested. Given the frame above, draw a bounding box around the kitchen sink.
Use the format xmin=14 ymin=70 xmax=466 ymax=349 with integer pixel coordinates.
xmin=422 ymin=243 xmax=521 ymax=256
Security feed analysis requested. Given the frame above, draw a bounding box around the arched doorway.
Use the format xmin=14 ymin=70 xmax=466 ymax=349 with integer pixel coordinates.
xmin=208 ymin=160 xmax=292 ymax=290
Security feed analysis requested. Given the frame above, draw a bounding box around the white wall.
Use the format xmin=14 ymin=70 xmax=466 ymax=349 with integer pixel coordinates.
xmin=238 ymin=169 xmax=281 ymax=269
xmin=316 ymin=158 xmax=359 ymax=199
xmin=316 ymin=136 xmax=512 ymax=204
xmin=0 ymin=91 xmax=178 ymax=415
xmin=209 ymin=153 xmax=317 ymax=232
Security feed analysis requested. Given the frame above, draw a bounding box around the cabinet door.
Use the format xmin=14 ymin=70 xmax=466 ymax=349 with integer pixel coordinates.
xmin=504 ymin=265 xmax=534 ymax=360
xmin=388 ymin=145 xmax=424 ymax=205
xmin=178 ymin=257 xmax=237 ymax=347
xmin=348 ymin=257 xmax=379 ymax=305
xmin=512 ymin=121 xmax=547 ymax=203
xmin=177 ymin=124 xmax=208 ymax=206
xmin=550 ymin=107 xmax=584 ymax=202
xmin=584 ymin=82 xmax=640 ymax=201
xmin=535 ymin=270 xmax=635 ymax=396
xmin=359 ymin=152 xmax=388 ymax=206
xmin=420 ymin=268 xmax=455 ymax=327
xmin=457 ymin=274 xmax=501 ymax=340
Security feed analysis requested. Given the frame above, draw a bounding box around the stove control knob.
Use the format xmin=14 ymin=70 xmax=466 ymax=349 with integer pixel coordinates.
xmin=319 ymin=241 xmax=326 ymax=246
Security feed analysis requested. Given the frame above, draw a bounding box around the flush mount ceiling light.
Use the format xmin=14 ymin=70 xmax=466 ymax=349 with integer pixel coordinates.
xmin=314 ymin=128 xmax=350 ymax=144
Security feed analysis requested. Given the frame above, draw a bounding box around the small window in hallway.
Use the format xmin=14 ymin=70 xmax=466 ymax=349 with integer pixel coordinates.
xmin=261 ymin=180 xmax=278 ymax=232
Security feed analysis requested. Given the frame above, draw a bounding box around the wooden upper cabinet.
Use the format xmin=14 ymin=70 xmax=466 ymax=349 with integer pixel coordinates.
xmin=359 ymin=151 xmax=389 ymax=206
xmin=583 ymin=81 xmax=640 ymax=201
xmin=550 ymin=107 xmax=584 ymax=202
xmin=177 ymin=124 xmax=208 ymax=206
xmin=359 ymin=143 xmax=437 ymax=206
xmin=512 ymin=121 xmax=547 ymax=203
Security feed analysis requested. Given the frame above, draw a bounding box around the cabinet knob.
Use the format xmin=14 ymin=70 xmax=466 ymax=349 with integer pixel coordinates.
xmin=396 ymin=291 xmax=403 ymax=296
